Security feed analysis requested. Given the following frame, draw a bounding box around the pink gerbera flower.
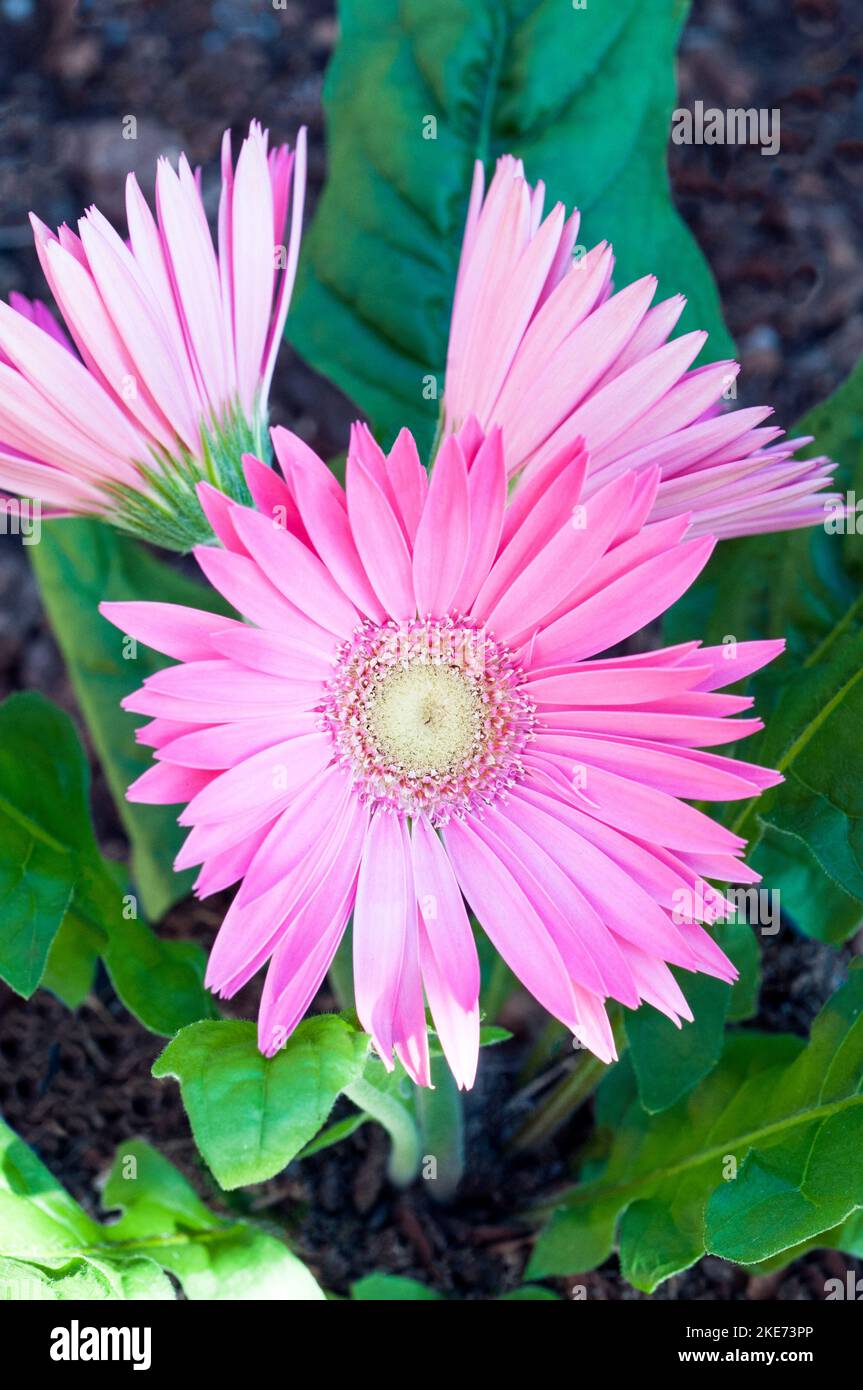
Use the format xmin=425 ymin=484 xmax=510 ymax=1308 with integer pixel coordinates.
xmin=101 ymin=424 xmax=782 ymax=1088
xmin=0 ymin=121 xmax=305 ymax=549
xmin=444 ymin=156 xmax=837 ymax=539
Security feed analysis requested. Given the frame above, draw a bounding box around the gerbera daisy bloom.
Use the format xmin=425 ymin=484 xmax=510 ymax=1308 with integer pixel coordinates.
xmin=0 ymin=121 xmax=305 ymax=550
xmin=443 ymin=156 xmax=836 ymax=539
xmin=101 ymin=423 xmax=782 ymax=1089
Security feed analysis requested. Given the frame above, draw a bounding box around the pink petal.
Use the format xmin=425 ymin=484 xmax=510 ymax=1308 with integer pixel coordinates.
xmin=443 ymin=816 xmax=579 ymax=1032
xmin=346 ymin=453 xmax=415 ymax=620
xmin=353 ymin=811 xmax=412 ymax=1066
xmin=99 ymin=600 xmax=238 ymax=661
xmin=228 ymin=503 xmax=360 ymax=638
xmin=412 ymin=435 xmax=470 ymax=617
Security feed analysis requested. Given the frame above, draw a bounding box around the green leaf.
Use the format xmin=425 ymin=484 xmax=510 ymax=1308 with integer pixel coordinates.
xmin=624 ymin=920 xmax=760 ymax=1113
xmin=152 ymin=1223 xmax=323 ymax=1301
xmin=499 ymin=1285 xmax=562 ymax=1300
xmin=748 ymin=828 xmax=863 ymax=947
xmin=740 ymin=632 xmax=863 ymax=919
xmin=40 ymin=913 xmax=103 ymax=1008
xmin=102 ymin=1139 xmax=217 ymax=1236
xmin=477 ymin=1024 xmax=514 ymax=1046
xmin=742 ymin=1210 xmax=863 ymax=1278
xmin=30 ymin=518 xmax=231 ymax=920
xmin=0 ymin=693 xmax=107 ymax=996
xmin=705 ymin=963 xmax=863 ymax=1265
xmin=529 ymin=963 xmax=863 ymax=1291
xmin=0 ymin=1114 xmax=103 ymax=1247
xmin=153 ymin=1017 xmax=370 ymax=1189
xmin=350 ymin=1273 xmax=561 ymax=1301
xmin=0 ymin=692 xmax=212 ymax=1033
xmin=289 ymin=0 xmax=731 ymax=456
xmin=102 ymin=1140 xmax=323 ymax=1300
xmin=0 ymin=1254 xmax=175 ymax=1301
xmin=663 ymin=358 xmax=863 ymax=943
xmin=0 ymin=1124 xmax=323 ymax=1301
xmin=0 ymin=1121 xmax=174 ymax=1299
xmin=351 ymin=1273 xmax=444 ymax=1300
xmin=725 ymin=919 xmax=762 ymax=1024
xmin=295 ymin=1112 xmax=369 ymax=1161
xmin=101 ymin=910 xmax=215 ymax=1038
xmin=625 ymin=973 xmax=730 ymax=1116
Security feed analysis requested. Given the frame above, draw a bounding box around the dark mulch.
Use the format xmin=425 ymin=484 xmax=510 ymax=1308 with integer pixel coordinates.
xmin=672 ymin=0 xmax=863 ymax=424
xmin=0 ymin=0 xmax=861 ymax=1299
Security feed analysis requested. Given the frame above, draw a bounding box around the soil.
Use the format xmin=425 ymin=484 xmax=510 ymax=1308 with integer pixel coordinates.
xmin=0 ymin=0 xmax=861 ymax=1300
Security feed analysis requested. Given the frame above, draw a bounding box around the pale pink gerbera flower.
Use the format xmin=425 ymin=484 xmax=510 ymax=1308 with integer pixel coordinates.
xmin=0 ymin=121 xmax=305 ymax=549
xmin=101 ymin=424 xmax=781 ymax=1088
xmin=444 ymin=157 xmax=836 ymax=539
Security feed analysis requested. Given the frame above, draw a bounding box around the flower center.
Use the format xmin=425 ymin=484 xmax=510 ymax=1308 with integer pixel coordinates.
xmin=365 ymin=662 xmax=480 ymax=773
xmin=322 ymin=618 xmax=535 ymax=822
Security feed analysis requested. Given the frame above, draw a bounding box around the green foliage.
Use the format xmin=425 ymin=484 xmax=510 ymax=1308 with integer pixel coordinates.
xmin=289 ymin=0 xmax=732 ymax=456
xmin=0 ymin=692 xmax=212 ymax=1033
xmin=350 ymin=1273 xmax=560 ymax=1300
xmin=352 ymin=1273 xmax=444 ymax=1300
xmin=0 ymin=692 xmax=110 ymax=998
xmin=30 ymin=520 xmax=231 ymax=920
xmin=529 ymin=964 xmax=863 ymax=1291
xmin=0 ymin=1123 xmax=322 ymax=1300
xmin=498 ymin=1285 xmax=562 ymax=1300
xmin=153 ymin=1017 xmax=370 ymax=1189
xmin=624 ymin=919 xmax=761 ymax=1113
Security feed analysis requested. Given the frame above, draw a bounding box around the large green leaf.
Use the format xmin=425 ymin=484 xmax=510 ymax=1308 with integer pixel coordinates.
xmin=0 ymin=693 xmax=107 ymax=997
xmin=529 ymin=962 xmax=863 ymax=1291
xmin=289 ymin=0 xmax=732 ymax=456
xmin=624 ymin=919 xmax=760 ymax=1114
xmin=663 ymin=359 xmax=863 ymax=943
xmin=0 ymin=1118 xmax=171 ymax=1301
xmin=30 ymin=519 xmax=231 ymax=920
xmin=0 ymin=692 xmax=213 ymax=1034
xmin=153 ymin=1017 xmax=370 ymax=1189
xmin=743 ymin=1209 xmax=863 ymax=1277
xmin=0 ymin=1122 xmax=322 ymax=1301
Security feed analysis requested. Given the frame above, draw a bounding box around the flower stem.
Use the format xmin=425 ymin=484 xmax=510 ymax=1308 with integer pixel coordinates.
xmin=515 ymin=1018 xmax=567 ymax=1086
xmin=508 ymin=1010 xmax=627 ymax=1153
xmin=415 ymin=1057 xmax=465 ymax=1202
xmin=344 ymin=1074 xmax=422 ymax=1187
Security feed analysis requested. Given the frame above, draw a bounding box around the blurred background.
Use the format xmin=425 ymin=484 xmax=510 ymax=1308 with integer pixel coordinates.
xmin=0 ymin=0 xmax=861 ymax=1299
